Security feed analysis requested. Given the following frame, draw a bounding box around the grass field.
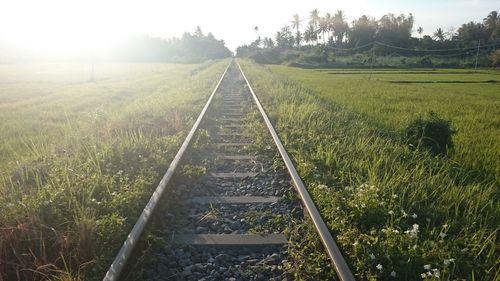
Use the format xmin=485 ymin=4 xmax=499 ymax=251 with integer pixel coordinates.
xmin=0 ymin=60 xmax=228 ymax=280
xmin=240 ymin=61 xmax=499 ymax=280
xmin=270 ymin=66 xmax=500 ymax=182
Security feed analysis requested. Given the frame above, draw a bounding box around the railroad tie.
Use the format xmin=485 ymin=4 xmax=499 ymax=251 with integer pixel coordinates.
xmin=215 ymin=133 xmax=245 ymax=137
xmin=218 ymin=118 xmax=243 ymax=122
xmin=188 ymin=196 xmax=281 ymax=204
xmin=215 ymin=142 xmax=252 ymax=146
xmin=210 ymin=172 xmax=258 ymax=178
xmin=218 ymin=155 xmax=255 ymax=160
xmin=173 ymin=234 xmax=287 ymax=246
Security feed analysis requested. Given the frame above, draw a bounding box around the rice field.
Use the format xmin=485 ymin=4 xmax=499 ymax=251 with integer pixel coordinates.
xmin=240 ymin=61 xmax=499 ymax=280
xmin=0 ymin=60 xmax=229 ymax=280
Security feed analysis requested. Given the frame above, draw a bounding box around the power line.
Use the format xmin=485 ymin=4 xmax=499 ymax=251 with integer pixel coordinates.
xmin=320 ymin=40 xmax=500 ymax=53
xmin=374 ymin=40 xmax=500 ymax=53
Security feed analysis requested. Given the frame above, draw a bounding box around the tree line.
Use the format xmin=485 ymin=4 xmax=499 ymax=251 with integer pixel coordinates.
xmin=237 ymin=10 xmax=500 ymax=58
xmin=0 ymin=27 xmax=232 ymax=63
xmin=110 ymin=27 xmax=231 ymax=63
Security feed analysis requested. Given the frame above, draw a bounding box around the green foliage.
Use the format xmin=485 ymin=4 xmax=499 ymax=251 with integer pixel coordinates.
xmin=405 ymin=112 xmax=454 ymax=155
xmin=490 ymin=49 xmax=500 ymax=66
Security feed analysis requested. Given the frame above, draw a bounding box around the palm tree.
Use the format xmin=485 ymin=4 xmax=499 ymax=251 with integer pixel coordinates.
xmin=323 ymin=13 xmax=331 ymax=42
xmin=318 ymin=17 xmax=329 ymax=45
xmin=295 ymin=30 xmax=303 ymax=47
xmin=433 ymin=28 xmax=445 ymax=41
xmin=332 ymin=10 xmax=348 ymax=45
xmin=304 ymin=24 xmax=317 ymax=45
xmin=417 ymin=26 xmax=423 ymax=38
xmin=309 ymin=9 xmax=320 ymax=44
xmin=291 ymin=14 xmax=301 ymax=33
xmin=309 ymin=9 xmax=320 ymax=27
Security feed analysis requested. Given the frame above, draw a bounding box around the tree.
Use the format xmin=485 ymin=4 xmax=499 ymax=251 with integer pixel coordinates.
xmin=483 ymin=11 xmax=499 ymax=41
xmin=194 ymin=26 xmax=203 ymax=37
xmin=295 ymin=31 xmax=303 ymax=47
xmin=324 ymin=13 xmax=333 ymax=42
xmin=309 ymin=9 xmax=320 ymax=44
xmin=304 ymin=24 xmax=317 ymax=44
xmin=417 ymin=26 xmax=423 ymax=38
xmin=318 ymin=17 xmax=329 ymax=44
xmin=377 ymin=13 xmax=414 ymax=46
xmin=262 ymin=37 xmax=274 ymax=48
xmin=291 ymin=14 xmax=301 ymax=33
xmin=276 ymin=25 xmax=294 ymax=48
xmin=458 ymin=21 xmax=489 ymax=45
xmin=433 ymin=28 xmax=445 ymax=41
xmin=349 ymin=15 xmax=377 ymax=46
xmin=332 ymin=10 xmax=349 ymax=45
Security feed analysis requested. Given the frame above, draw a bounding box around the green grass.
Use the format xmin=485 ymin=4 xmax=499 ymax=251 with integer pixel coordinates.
xmin=265 ymin=66 xmax=500 ymax=181
xmin=240 ymin=61 xmax=499 ymax=280
xmin=0 ymin=60 xmax=228 ymax=280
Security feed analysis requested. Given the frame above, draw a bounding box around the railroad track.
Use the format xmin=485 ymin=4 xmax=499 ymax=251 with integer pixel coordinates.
xmin=104 ymin=60 xmax=355 ymax=281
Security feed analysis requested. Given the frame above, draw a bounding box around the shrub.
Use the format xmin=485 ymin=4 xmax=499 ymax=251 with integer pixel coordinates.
xmin=419 ymin=56 xmax=433 ymax=66
xmin=405 ymin=111 xmax=454 ymax=155
xmin=489 ymin=49 xmax=500 ymax=67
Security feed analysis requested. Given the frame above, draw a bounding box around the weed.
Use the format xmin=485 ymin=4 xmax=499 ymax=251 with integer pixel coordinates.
xmin=405 ymin=111 xmax=454 ymax=155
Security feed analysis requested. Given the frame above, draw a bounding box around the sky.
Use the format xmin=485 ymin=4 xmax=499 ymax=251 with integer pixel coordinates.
xmin=0 ymin=0 xmax=498 ymax=55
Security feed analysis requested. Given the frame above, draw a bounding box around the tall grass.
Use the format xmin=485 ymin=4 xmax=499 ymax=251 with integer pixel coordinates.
xmin=240 ymin=61 xmax=499 ymax=280
xmin=0 ymin=60 xmax=229 ymax=280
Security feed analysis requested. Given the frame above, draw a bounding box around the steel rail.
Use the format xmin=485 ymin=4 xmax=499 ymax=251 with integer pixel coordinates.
xmin=236 ymin=61 xmax=356 ymax=281
xmin=103 ymin=61 xmax=231 ymax=281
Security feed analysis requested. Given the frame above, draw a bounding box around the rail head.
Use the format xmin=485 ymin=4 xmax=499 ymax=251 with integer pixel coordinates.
xmin=236 ymin=60 xmax=356 ymax=281
xmin=103 ymin=61 xmax=232 ymax=281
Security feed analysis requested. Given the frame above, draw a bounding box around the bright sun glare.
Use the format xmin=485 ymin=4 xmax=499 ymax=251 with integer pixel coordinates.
xmin=0 ymin=0 xmax=145 ymax=56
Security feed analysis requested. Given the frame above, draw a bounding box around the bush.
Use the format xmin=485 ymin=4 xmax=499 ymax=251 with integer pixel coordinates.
xmin=418 ymin=56 xmax=433 ymax=66
xmin=489 ymin=49 xmax=500 ymax=67
xmin=405 ymin=111 xmax=454 ymax=155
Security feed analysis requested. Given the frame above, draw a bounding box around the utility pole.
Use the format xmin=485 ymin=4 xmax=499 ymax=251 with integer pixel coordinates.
xmin=474 ymin=40 xmax=480 ymax=70
xmin=369 ymin=45 xmax=375 ymax=80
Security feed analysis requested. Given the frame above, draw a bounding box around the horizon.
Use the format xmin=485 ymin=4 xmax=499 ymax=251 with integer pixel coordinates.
xmin=0 ymin=0 xmax=498 ymax=56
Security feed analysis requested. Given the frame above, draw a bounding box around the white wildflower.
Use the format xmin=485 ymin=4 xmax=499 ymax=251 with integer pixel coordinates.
xmin=401 ymin=210 xmax=408 ymax=217
xmin=353 ymin=241 xmax=359 ymax=246
xmin=392 ymin=194 xmax=398 ymax=198
xmin=376 ymin=264 xmax=383 ymax=271
xmin=390 ymin=271 xmax=397 ymax=277
xmin=439 ymin=232 xmax=447 ymax=238
xmin=412 ymin=213 xmax=418 ymax=219
xmin=424 ymin=264 xmax=431 ymax=270
xmin=421 ymin=273 xmax=427 ymax=279
xmin=393 ymin=229 xmax=400 ymax=234
xmin=405 ymin=224 xmax=419 ymax=238
xmin=426 ymin=271 xmax=433 ymax=277
xmin=370 ymin=253 xmax=376 ymax=260
xmin=433 ymin=270 xmax=440 ymax=278
xmin=388 ymin=210 xmax=394 ymax=215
